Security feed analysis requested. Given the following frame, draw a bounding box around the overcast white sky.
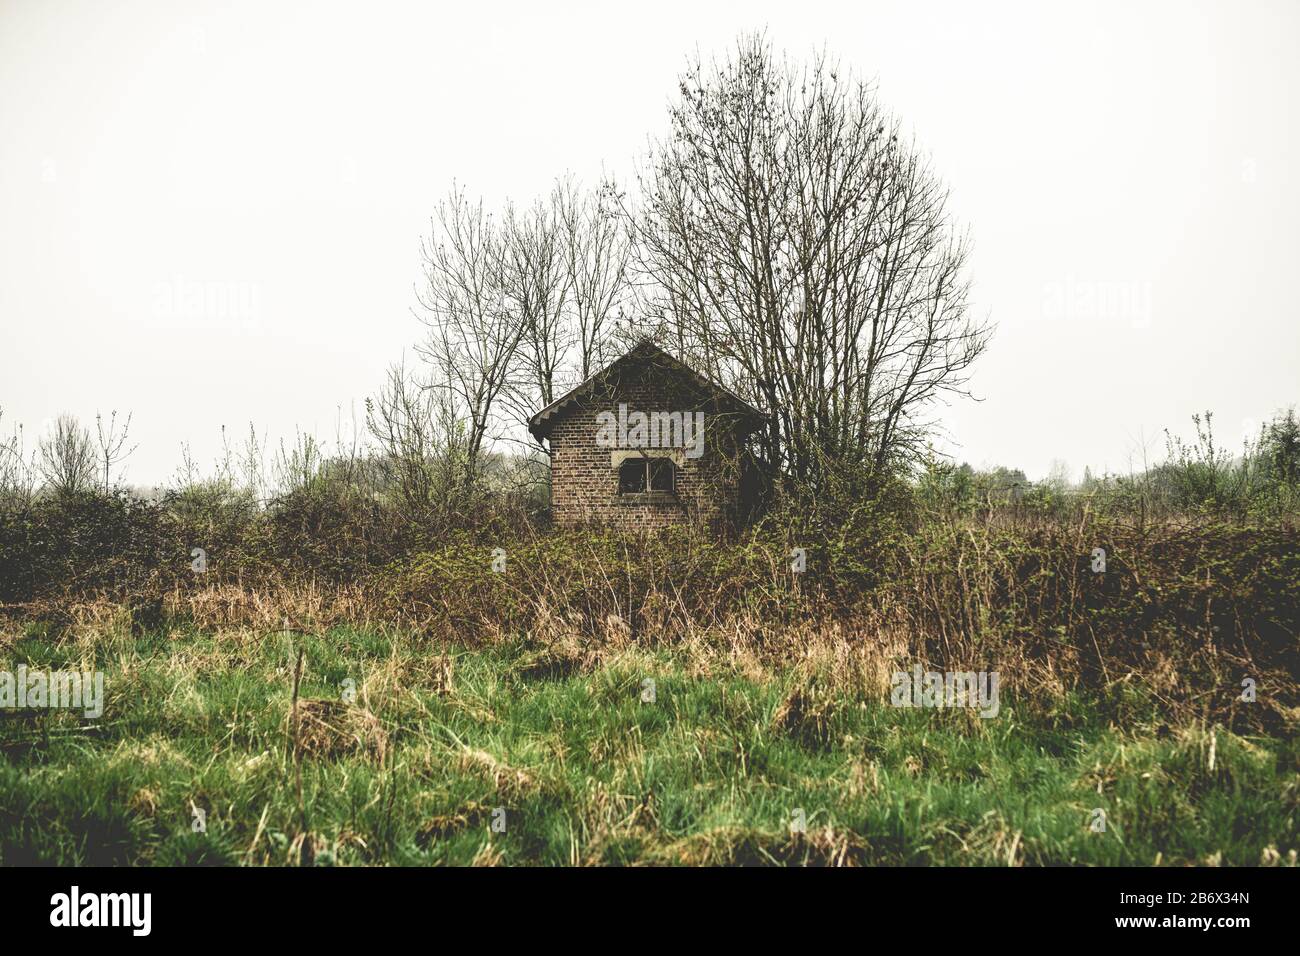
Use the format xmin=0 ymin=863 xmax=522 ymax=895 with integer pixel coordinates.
xmin=2 ymin=0 xmax=1296 ymax=486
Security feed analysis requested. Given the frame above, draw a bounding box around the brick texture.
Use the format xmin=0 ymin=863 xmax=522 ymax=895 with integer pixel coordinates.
xmin=543 ymin=361 xmax=752 ymax=532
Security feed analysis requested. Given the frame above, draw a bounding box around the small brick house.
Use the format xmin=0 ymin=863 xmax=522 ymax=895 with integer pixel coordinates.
xmin=529 ymin=340 xmax=767 ymax=530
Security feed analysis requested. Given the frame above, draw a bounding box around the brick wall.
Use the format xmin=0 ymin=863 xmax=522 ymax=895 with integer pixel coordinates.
xmin=546 ymin=367 xmax=748 ymax=532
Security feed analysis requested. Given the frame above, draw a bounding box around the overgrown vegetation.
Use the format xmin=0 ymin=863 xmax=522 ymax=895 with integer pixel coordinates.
xmin=1 ymin=404 xmax=1297 ymax=865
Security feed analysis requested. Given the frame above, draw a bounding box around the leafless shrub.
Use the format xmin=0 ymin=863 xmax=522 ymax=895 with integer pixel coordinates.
xmin=273 ymin=429 xmax=326 ymax=496
xmin=38 ymin=413 xmax=97 ymax=497
xmin=93 ymin=409 xmax=137 ymax=491
xmin=0 ymin=408 xmax=35 ymax=507
xmin=365 ymin=361 xmax=470 ymax=523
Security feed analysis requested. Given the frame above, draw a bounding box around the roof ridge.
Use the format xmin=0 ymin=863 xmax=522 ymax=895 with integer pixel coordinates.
xmin=527 ymin=340 xmax=766 ymax=442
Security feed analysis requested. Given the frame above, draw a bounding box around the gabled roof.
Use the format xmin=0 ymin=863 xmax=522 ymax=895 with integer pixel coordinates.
xmin=528 ymin=339 xmax=767 ymax=442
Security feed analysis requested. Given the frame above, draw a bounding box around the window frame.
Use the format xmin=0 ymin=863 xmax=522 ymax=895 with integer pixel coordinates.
xmin=617 ymin=455 xmax=676 ymax=496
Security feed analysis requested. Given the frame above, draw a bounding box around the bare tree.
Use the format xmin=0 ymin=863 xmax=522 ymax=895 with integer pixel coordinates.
xmin=487 ymin=177 xmax=637 ymax=451
xmin=555 ymin=177 xmax=632 ymax=380
xmin=416 ymin=187 xmax=524 ymax=488
xmin=94 ymin=409 xmax=137 ymax=491
xmin=628 ymin=34 xmax=992 ymax=488
xmin=498 ymin=194 xmax=573 ymax=429
xmin=38 ymin=414 xmax=97 ymax=496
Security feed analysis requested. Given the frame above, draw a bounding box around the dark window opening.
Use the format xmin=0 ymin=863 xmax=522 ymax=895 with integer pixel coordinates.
xmin=618 ymin=457 xmax=676 ymax=495
xmin=649 ymin=458 xmax=674 ymax=492
xmin=619 ymin=458 xmax=646 ymax=494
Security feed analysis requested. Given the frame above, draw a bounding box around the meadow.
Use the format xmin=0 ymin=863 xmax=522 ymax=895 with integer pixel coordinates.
xmin=1 ymin=412 xmax=1298 ymax=866
xmin=2 ymin=615 xmax=1296 ymax=867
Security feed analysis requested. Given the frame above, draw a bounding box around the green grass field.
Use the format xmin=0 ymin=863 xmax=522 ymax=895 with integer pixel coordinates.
xmin=2 ymin=621 xmax=1295 ymax=866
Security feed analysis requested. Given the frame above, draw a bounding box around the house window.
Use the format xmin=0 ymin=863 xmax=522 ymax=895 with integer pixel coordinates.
xmin=618 ymin=457 xmax=675 ymax=494
xmin=649 ymin=458 xmax=674 ymax=492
